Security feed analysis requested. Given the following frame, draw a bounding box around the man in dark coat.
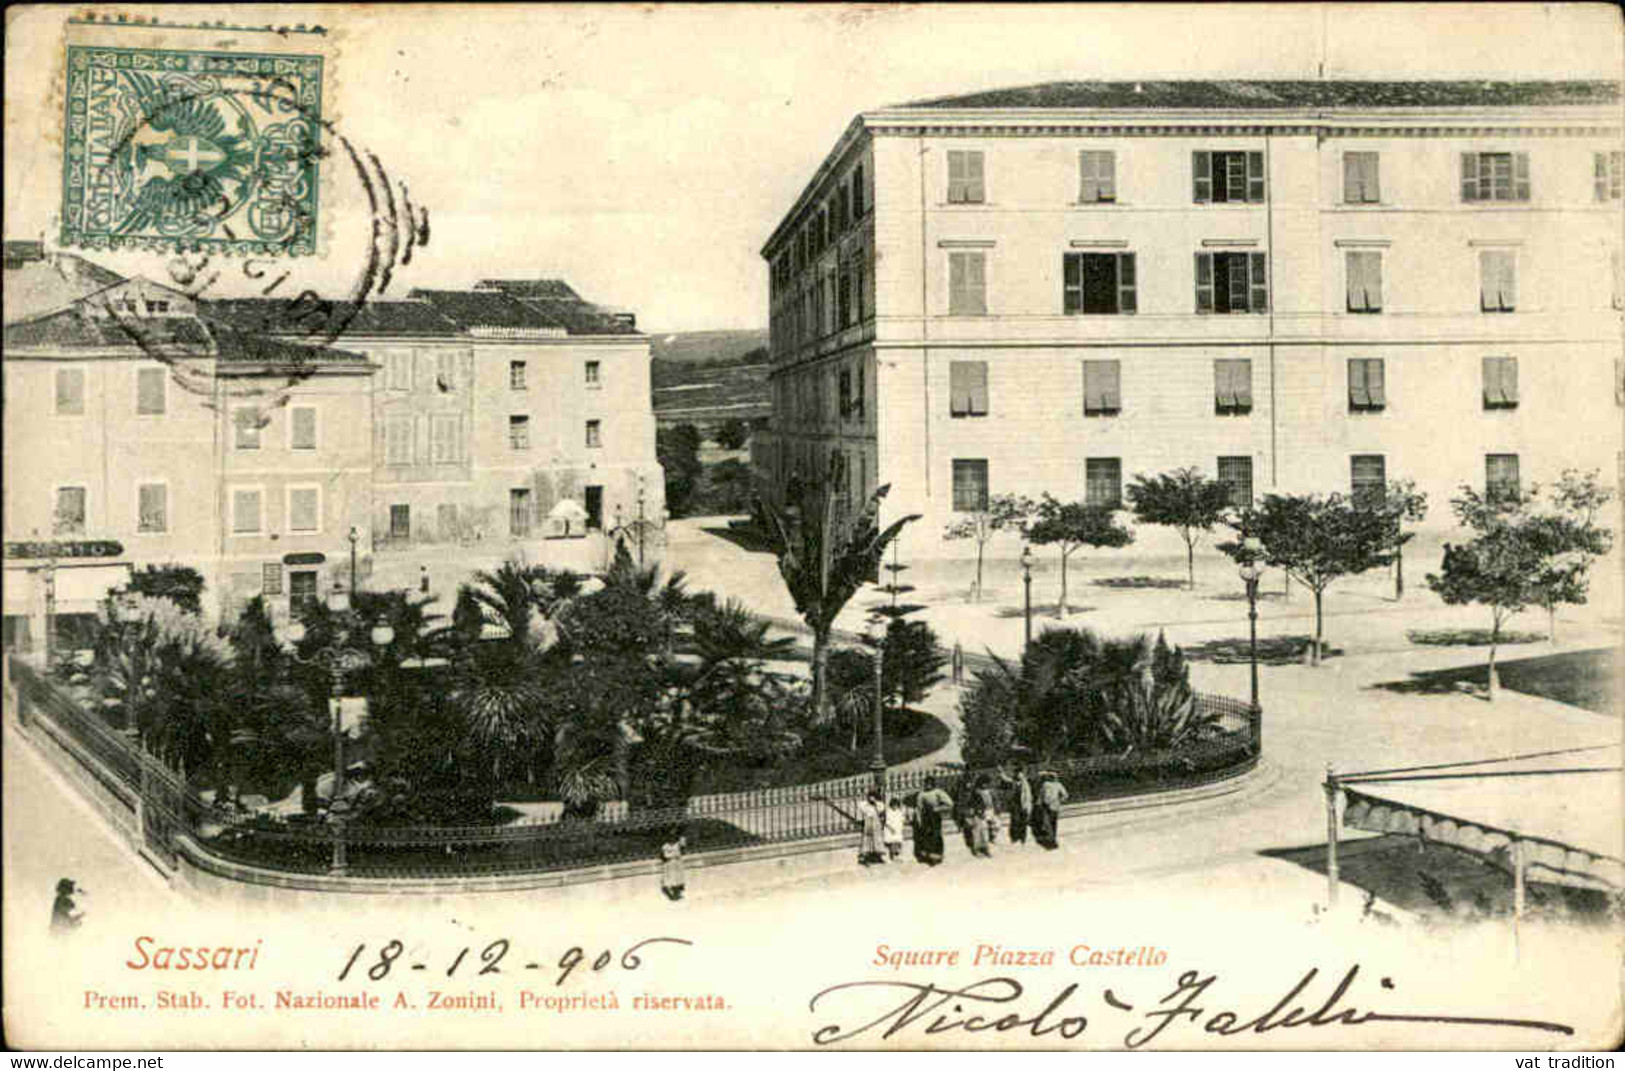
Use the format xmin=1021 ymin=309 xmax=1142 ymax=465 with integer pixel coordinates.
xmin=51 ymin=878 xmax=84 ymax=935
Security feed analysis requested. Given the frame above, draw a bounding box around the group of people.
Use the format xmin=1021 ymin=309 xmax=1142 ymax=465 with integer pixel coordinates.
xmin=866 ymin=767 xmax=1073 ymax=867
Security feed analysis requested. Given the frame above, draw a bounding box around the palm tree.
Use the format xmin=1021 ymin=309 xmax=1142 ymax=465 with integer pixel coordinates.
xmin=758 ymin=454 xmax=919 ymax=722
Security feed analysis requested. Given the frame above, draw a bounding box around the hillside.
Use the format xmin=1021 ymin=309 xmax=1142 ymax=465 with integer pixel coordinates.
xmin=649 ymin=328 xmax=771 ymax=430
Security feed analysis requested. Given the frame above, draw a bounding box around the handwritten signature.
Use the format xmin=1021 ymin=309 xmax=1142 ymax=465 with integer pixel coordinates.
xmin=808 ymin=966 xmax=1574 ymax=1046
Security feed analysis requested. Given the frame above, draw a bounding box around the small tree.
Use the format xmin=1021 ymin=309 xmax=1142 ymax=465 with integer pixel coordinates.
xmin=1125 ymin=468 xmax=1234 ymax=590
xmin=1220 ymin=493 xmax=1395 ymax=666
xmin=715 ymin=417 xmax=751 ymax=451
xmin=942 ymin=493 xmax=1035 ymax=601
xmin=115 ymin=563 xmax=207 ymax=615
xmin=1535 ymin=470 xmax=1615 ymax=643
xmin=1353 ymin=479 xmax=1430 ymax=600
xmin=1027 ymin=495 xmax=1134 ymax=618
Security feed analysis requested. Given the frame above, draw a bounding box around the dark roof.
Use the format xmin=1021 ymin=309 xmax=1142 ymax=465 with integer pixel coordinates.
xmin=896 ymin=79 xmax=1622 ymax=111
xmin=204 ymin=297 xmax=459 ymax=337
xmin=477 ymin=279 xmax=582 ymax=301
xmin=3 ymin=305 xmax=366 ymax=366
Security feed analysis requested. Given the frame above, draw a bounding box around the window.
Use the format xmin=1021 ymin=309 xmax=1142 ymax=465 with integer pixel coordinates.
xmin=509 ymin=489 xmax=531 ymax=538
xmin=838 ymin=262 xmax=852 ymax=326
xmin=509 ymin=415 xmax=530 ymax=451
xmin=1351 ymin=455 xmax=1387 ymax=501
xmin=290 ymin=406 xmax=317 ymax=450
xmin=136 ymin=367 xmax=166 ymax=415
xmin=948 ymin=251 xmax=987 ymax=315
xmin=1343 ymin=152 xmax=1381 ymax=203
xmin=1482 ymin=357 xmax=1519 ymax=410
xmin=262 ymin=563 xmax=283 ymax=596
xmin=1345 ymin=251 xmax=1383 ymax=313
xmin=1063 ymin=253 xmax=1136 ymax=314
xmin=55 ymin=369 xmax=85 ymax=416
xmin=1347 ymin=358 xmax=1387 ymax=413
xmin=1461 ymin=152 xmax=1530 ymax=203
xmin=1193 ymin=150 xmax=1265 ymax=203
xmin=288 ymin=487 xmax=320 ymax=533
xmin=387 ymin=351 xmax=412 ymax=390
xmin=852 ymin=360 xmax=865 ymax=419
xmin=1214 ymin=359 xmax=1253 ymax=415
xmin=1085 ymin=458 xmax=1123 ymax=508
xmin=1078 ymin=150 xmax=1116 ymax=202
xmin=389 ymin=504 xmax=411 ymax=540
xmin=232 ymin=488 xmax=262 ymax=534
xmin=137 ymin=483 xmax=167 ymax=533
xmin=1479 ymin=249 xmax=1517 ymax=312
xmin=1217 ymin=457 xmax=1253 ymax=508
xmin=584 ymin=486 xmax=603 ymax=531
xmin=947 ymin=150 xmax=985 ymax=204
xmin=385 ymin=417 xmax=413 ymax=465
xmin=233 ymin=408 xmax=262 ymax=450
xmin=853 ymin=164 xmax=865 ymax=218
xmin=1595 ymin=152 xmax=1623 ymax=202
xmin=510 ymin=360 xmax=527 ymax=390
xmin=1486 ymin=454 xmax=1521 ymax=503
xmin=951 ymin=459 xmax=989 ymax=512
xmin=949 ymin=360 xmax=989 ymax=418
xmin=289 ymin=570 xmax=318 ymax=608
xmin=1195 ymin=252 xmax=1268 ymax=313
xmin=435 ymin=352 xmax=457 ymax=392
xmin=54 ymin=487 xmax=86 ymax=535
xmin=585 ymin=420 xmax=602 ymax=449
xmin=431 ymin=414 xmax=462 ymax=463
xmin=838 ymin=368 xmax=853 ymax=417
xmin=1082 ymin=360 xmax=1122 ymax=416
xmin=585 ymin=360 xmax=601 ymax=388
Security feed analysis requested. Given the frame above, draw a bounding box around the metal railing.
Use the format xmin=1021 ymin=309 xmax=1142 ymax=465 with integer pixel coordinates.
xmin=8 ymin=654 xmax=1260 ymax=882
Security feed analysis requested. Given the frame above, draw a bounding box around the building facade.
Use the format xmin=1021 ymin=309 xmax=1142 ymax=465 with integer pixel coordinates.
xmin=756 ymin=80 xmax=1624 ymax=560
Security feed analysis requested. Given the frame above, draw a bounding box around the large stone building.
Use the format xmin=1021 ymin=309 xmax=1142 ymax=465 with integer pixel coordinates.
xmin=3 ymin=244 xmax=663 ymax=643
xmin=754 ymin=80 xmax=1624 ymax=561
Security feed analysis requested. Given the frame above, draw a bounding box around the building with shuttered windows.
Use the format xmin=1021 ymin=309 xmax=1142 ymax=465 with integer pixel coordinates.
xmin=754 ymin=80 xmax=1624 ymax=561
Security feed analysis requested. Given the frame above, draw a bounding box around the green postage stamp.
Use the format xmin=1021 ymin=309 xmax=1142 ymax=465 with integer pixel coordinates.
xmin=61 ymin=43 xmax=324 ymax=256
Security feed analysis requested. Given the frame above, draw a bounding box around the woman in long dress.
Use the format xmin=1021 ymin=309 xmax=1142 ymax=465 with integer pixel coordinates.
xmin=966 ymin=775 xmax=992 ymax=857
xmin=659 ymin=833 xmax=687 ymax=900
xmin=858 ymin=793 xmax=886 ymax=865
xmin=913 ymin=776 xmax=954 ymax=865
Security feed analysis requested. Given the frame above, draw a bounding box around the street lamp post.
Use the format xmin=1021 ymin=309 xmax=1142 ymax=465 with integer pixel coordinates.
xmin=348 ymin=526 xmax=359 ymax=598
xmin=870 ymin=638 xmax=886 ymax=793
xmin=636 ymin=474 xmax=647 ymax=567
xmin=282 ymin=580 xmax=393 ymax=876
xmin=1020 ymin=545 xmax=1034 ymax=654
xmin=41 ymin=556 xmax=58 ymax=667
xmin=1237 ymin=537 xmax=1264 ymax=753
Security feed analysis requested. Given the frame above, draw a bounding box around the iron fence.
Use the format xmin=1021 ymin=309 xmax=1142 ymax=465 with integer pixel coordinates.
xmin=8 ymin=654 xmax=1260 ymax=882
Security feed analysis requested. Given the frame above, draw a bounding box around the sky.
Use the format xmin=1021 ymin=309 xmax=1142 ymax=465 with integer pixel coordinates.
xmin=6 ymin=3 xmax=1621 ymax=333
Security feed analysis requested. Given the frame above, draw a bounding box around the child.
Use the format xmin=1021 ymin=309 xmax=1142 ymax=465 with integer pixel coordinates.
xmin=659 ymin=834 xmax=687 ymax=901
xmin=883 ymin=797 xmax=906 ymax=860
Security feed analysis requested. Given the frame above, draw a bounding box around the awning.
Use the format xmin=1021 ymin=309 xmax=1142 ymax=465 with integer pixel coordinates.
xmin=1339 ymin=744 xmax=1624 ymax=892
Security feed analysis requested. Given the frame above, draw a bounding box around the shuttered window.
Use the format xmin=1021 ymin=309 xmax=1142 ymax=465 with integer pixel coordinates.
xmin=291 ymin=406 xmax=317 ymax=450
xmin=509 ymin=415 xmax=529 ymax=451
xmin=288 ymin=487 xmax=319 ymax=533
xmin=1063 ymin=253 xmax=1136 ymax=314
xmin=1486 ymin=454 xmax=1521 ymax=504
xmin=852 ymin=360 xmax=865 ymax=419
xmin=947 ymin=151 xmax=985 ymax=203
xmin=1343 ymin=152 xmax=1381 ymax=203
xmin=233 ymin=408 xmax=262 ymax=450
xmin=1079 ymin=150 xmax=1117 ymax=202
xmin=510 ymin=361 xmax=527 ymax=390
xmin=436 ymin=352 xmax=457 ymax=392
xmin=948 ymin=251 xmax=987 ymax=315
xmin=1217 ymin=456 xmax=1253 ymax=508
xmin=54 ymin=487 xmax=86 ymax=535
xmin=1482 ymin=357 xmax=1519 ymax=410
xmin=390 ymin=504 xmax=411 ymax=540
xmin=1348 ymin=358 xmax=1387 ymax=412
xmin=1461 ymin=152 xmax=1530 ymax=202
xmin=137 ymin=483 xmax=167 ymax=533
xmin=55 ymin=369 xmax=85 ymax=416
xmin=1193 ymin=150 xmax=1265 ymax=203
xmin=136 ymin=367 xmax=166 ymax=414
xmin=1082 ymin=360 xmax=1122 ymax=416
xmin=1214 ymin=359 xmax=1253 ymax=415
xmin=586 ymin=420 xmax=602 ymax=448
xmin=949 ymin=361 xmax=989 ymax=418
xmin=1479 ymin=250 xmax=1518 ymax=312
xmin=388 ymin=351 xmax=412 ymax=390
xmin=385 ymin=417 xmax=413 ymax=464
xmin=952 ymin=459 xmax=989 ymax=513
xmin=1195 ymin=252 xmax=1268 ymax=313
xmin=432 ymin=415 xmax=462 ymax=462
xmin=510 ymin=489 xmax=532 ymax=538
xmin=1345 ymin=251 xmax=1383 ymax=313
xmin=262 ymin=563 xmax=283 ymax=596
xmin=1351 ymin=455 xmax=1387 ymax=500
xmin=1085 ymin=458 xmax=1122 ymax=508
xmin=232 ymin=489 xmax=262 ymax=534
xmin=1595 ymin=152 xmax=1623 ymax=202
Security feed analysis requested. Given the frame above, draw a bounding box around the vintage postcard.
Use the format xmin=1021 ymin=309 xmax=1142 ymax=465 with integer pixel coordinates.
xmin=3 ymin=1 xmax=1622 ymax=1054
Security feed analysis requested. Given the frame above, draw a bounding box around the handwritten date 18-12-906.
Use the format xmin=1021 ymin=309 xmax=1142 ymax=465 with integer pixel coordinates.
xmin=336 ymin=936 xmax=692 ymax=986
